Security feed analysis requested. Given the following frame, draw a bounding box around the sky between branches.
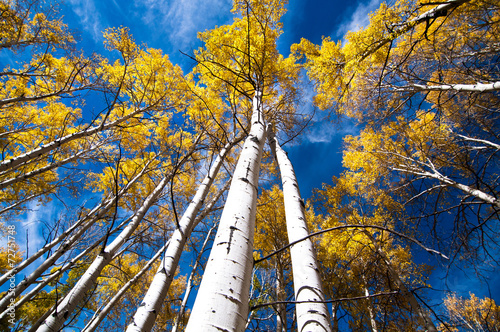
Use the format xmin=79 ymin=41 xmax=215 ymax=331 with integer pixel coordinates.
xmin=52 ymin=0 xmax=382 ymax=198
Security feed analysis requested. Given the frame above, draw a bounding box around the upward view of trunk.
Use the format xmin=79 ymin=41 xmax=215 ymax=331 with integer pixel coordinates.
xmin=0 ymin=162 xmax=152 ymax=313
xmin=275 ymin=262 xmax=287 ymax=332
xmin=36 ymin=172 xmax=173 ymax=332
xmin=126 ymin=137 xmax=240 ymax=332
xmin=268 ymin=130 xmax=332 ymax=332
xmin=184 ymin=90 xmax=267 ymax=332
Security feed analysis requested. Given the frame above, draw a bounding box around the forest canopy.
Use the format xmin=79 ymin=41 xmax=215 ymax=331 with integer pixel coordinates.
xmin=0 ymin=0 xmax=499 ymax=331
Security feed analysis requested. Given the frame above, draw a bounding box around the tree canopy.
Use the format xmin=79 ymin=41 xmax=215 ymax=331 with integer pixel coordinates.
xmin=1 ymin=0 xmax=499 ymax=331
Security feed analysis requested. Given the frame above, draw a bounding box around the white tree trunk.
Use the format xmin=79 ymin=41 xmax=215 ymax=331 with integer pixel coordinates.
xmin=362 ymin=275 xmax=378 ymax=332
xmin=184 ymin=90 xmax=267 ymax=332
xmin=82 ymin=241 xmax=169 ymax=332
xmin=268 ymin=131 xmax=332 ymax=332
xmin=126 ymin=138 xmax=239 ymax=332
xmin=405 ymin=81 xmax=500 ymax=92
xmin=171 ymin=223 xmax=217 ymax=332
xmin=36 ymin=172 xmax=174 ymax=332
xmin=0 ymin=161 xmax=152 ymax=311
xmin=0 ymin=105 xmax=149 ymax=173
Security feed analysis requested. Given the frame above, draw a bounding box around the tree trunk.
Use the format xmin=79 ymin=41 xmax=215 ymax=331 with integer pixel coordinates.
xmin=82 ymin=241 xmax=169 ymax=332
xmin=184 ymin=90 xmax=267 ymax=332
xmin=36 ymin=169 xmax=178 ymax=332
xmin=0 ymin=161 xmax=151 ymax=311
xmin=268 ymin=130 xmax=332 ymax=332
xmin=275 ymin=261 xmax=287 ymax=332
xmin=171 ymin=223 xmax=217 ymax=332
xmin=126 ymin=138 xmax=239 ymax=332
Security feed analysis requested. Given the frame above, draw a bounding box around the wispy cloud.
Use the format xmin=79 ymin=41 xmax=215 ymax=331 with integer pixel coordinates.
xmin=68 ymin=0 xmax=106 ymax=43
xmin=293 ymin=78 xmax=359 ymax=144
xmin=133 ymin=0 xmax=233 ymax=51
xmin=334 ymin=0 xmax=382 ymax=41
xmin=305 ymin=119 xmax=359 ymax=144
xmin=21 ymin=201 xmax=54 ymax=258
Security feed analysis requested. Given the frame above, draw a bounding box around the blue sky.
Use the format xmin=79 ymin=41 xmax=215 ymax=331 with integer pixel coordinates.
xmin=58 ymin=0 xmax=382 ymax=198
xmin=6 ymin=0 xmax=497 ymax=327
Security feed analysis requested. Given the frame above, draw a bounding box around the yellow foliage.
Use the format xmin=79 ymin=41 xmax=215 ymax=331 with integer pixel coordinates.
xmin=440 ymin=293 xmax=500 ymax=331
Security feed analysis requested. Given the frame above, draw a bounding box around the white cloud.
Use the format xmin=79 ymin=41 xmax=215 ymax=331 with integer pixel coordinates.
xmin=21 ymin=201 xmax=53 ymax=258
xmin=133 ymin=0 xmax=233 ymax=50
xmin=68 ymin=0 xmax=105 ymax=42
xmin=335 ymin=0 xmax=382 ymax=41
xmin=292 ymin=77 xmax=359 ymax=144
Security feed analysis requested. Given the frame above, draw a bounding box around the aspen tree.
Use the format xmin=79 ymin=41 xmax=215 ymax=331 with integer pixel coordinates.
xmin=268 ymin=130 xmax=331 ymax=332
xmin=127 ymin=137 xmax=242 ymax=332
xmin=185 ymin=89 xmax=267 ymax=332
xmin=254 ymin=186 xmax=291 ymax=331
xmin=35 ymin=132 xmax=199 ymax=331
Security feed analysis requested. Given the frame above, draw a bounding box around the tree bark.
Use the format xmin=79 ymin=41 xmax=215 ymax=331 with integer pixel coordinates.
xmin=268 ymin=130 xmax=332 ymax=332
xmin=126 ymin=138 xmax=240 ymax=332
xmin=184 ymin=90 xmax=267 ymax=332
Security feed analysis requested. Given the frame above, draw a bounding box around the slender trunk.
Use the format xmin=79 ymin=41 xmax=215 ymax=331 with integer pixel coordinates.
xmin=82 ymin=241 xmax=170 ymax=332
xmin=405 ymin=81 xmax=500 ymax=93
xmin=0 ymin=105 xmax=148 ymax=174
xmin=0 ymin=225 xmax=113 ymax=320
xmin=0 ymin=141 xmax=104 ymax=190
xmin=362 ymin=274 xmax=378 ymax=332
xmin=391 ymin=165 xmax=500 ymax=208
xmin=185 ymin=90 xmax=267 ymax=332
xmin=171 ymin=223 xmax=217 ymax=332
xmin=268 ymin=130 xmax=332 ymax=332
xmin=126 ymin=138 xmax=239 ymax=332
xmin=358 ymin=0 xmax=470 ymax=63
xmin=275 ymin=261 xmax=287 ymax=332
xmin=331 ymin=303 xmax=339 ymax=332
xmin=0 ymin=162 xmax=150 ymax=310
xmin=36 ymin=165 xmax=183 ymax=332
xmin=0 ymin=159 xmax=152 ymax=288
xmin=362 ymin=230 xmax=438 ymax=332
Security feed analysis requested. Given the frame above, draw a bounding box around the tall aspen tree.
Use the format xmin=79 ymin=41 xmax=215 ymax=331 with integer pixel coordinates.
xmin=268 ymin=131 xmax=332 ymax=332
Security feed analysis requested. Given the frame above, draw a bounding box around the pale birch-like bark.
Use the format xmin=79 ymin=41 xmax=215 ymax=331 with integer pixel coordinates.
xmin=397 ymin=81 xmax=500 ymax=93
xmin=82 ymin=241 xmax=170 ymax=332
xmin=268 ymin=130 xmax=331 ymax=332
xmin=362 ymin=275 xmax=379 ymax=332
xmin=126 ymin=138 xmax=240 ymax=332
xmin=184 ymin=90 xmax=267 ymax=332
xmin=275 ymin=262 xmax=287 ymax=332
xmin=0 ymin=105 xmax=150 ymax=174
xmin=171 ymin=223 xmax=217 ymax=332
xmin=0 ymin=226 xmax=113 ymax=320
xmin=0 ymin=162 xmax=151 ymax=310
xmin=388 ymin=162 xmax=500 ymax=209
xmin=0 ymin=141 xmax=104 ymax=190
xmin=36 ymin=171 xmax=175 ymax=332
xmin=362 ymin=230 xmax=438 ymax=332
xmin=358 ymin=0 xmax=470 ymax=63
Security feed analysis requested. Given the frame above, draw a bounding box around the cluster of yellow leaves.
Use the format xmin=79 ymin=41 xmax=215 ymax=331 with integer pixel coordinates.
xmin=0 ymin=0 xmax=74 ymax=50
xmin=291 ymin=0 xmax=414 ymax=112
xmin=254 ymin=185 xmax=289 ymax=265
xmin=194 ymin=0 xmax=300 ymax=137
xmin=440 ymin=293 xmax=500 ymax=332
xmin=343 ymin=111 xmax=459 ymax=181
xmin=96 ymin=252 xmax=187 ymax=329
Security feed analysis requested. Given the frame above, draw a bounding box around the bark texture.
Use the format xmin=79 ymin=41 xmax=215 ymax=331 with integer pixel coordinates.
xmin=269 ymin=130 xmax=332 ymax=332
xmin=185 ymin=90 xmax=266 ymax=332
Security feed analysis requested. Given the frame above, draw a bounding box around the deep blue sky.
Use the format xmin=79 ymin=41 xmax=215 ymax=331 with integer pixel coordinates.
xmin=3 ymin=0 xmax=497 ymax=324
xmin=58 ymin=0 xmax=380 ymax=198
